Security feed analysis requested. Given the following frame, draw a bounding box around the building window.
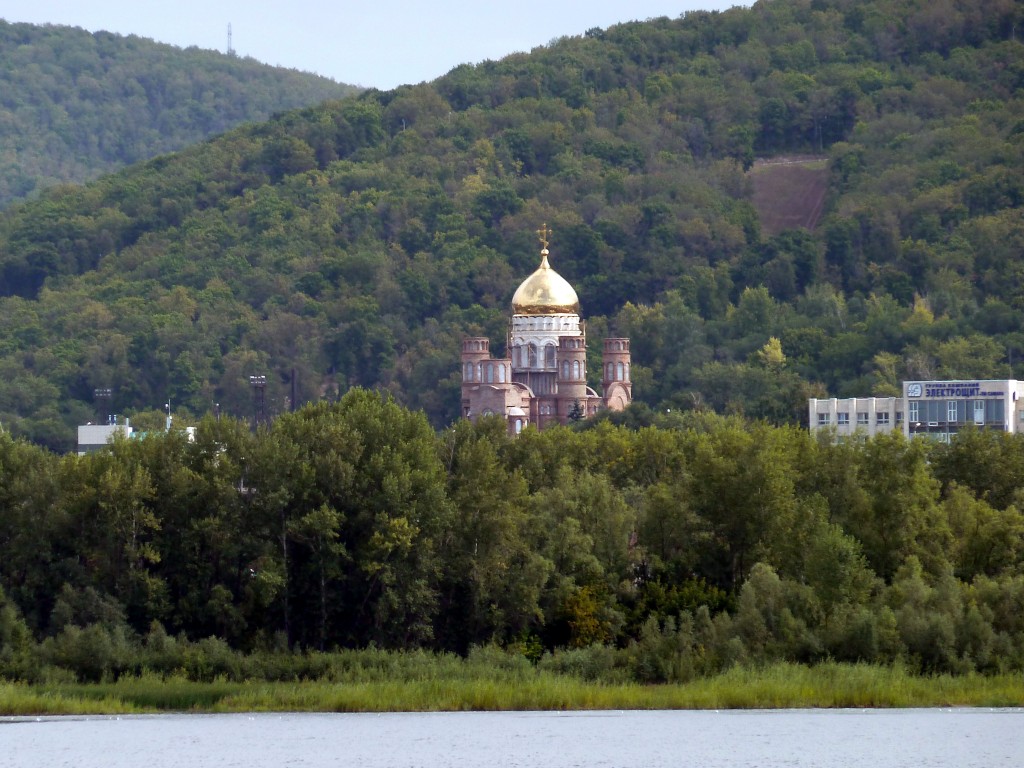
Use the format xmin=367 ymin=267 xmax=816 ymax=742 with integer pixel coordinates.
xmin=948 ymin=400 xmax=958 ymax=423
xmin=572 ymin=360 xmax=581 ymax=380
xmin=545 ymin=344 xmax=556 ymax=368
xmin=486 ymin=363 xmax=494 ymax=383
xmin=607 ymin=362 xmax=614 ymax=381
xmin=896 ymin=411 xmax=904 ymax=424
xmin=837 ymin=413 xmax=849 ymax=426
xmin=464 ymin=362 xmax=473 ymax=381
xmin=909 ymin=402 xmax=919 ymax=423
xmin=974 ymin=400 xmax=985 ymax=425
xmin=616 ymin=362 xmax=624 ymax=381
xmin=514 ymin=419 xmax=523 ymax=434
xmin=987 ymin=399 xmax=1005 ymax=424
xmin=877 ymin=412 xmax=890 ymax=426
xmin=561 ymin=361 xmax=570 ymax=379
xmin=857 ymin=412 xmax=869 ymax=426
xmin=528 ymin=343 xmax=538 ymax=368
xmin=818 ymin=413 xmax=830 ymax=426
xmin=498 ymin=365 xmax=506 ymax=383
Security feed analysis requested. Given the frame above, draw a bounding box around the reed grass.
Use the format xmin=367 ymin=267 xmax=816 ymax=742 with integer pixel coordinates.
xmin=2 ymin=662 xmax=1022 ymax=716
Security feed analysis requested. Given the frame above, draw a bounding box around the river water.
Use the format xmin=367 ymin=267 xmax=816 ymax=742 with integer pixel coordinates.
xmin=2 ymin=709 xmax=1022 ymax=768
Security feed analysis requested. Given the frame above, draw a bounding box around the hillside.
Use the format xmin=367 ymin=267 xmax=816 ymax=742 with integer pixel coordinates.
xmin=749 ymin=157 xmax=829 ymax=236
xmin=0 ymin=0 xmax=1022 ymax=450
xmin=0 ymin=20 xmax=358 ymax=208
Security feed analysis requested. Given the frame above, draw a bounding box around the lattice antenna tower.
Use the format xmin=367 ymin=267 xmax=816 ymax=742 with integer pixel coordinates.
xmin=94 ymin=387 xmax=113 ymax=425
xmin=227 ymin=23 xmax=234 ymax=56
xmin=250 ymin=375 xmax=267 ymax=431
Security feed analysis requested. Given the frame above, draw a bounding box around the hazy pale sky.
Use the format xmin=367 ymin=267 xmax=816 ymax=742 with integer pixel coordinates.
xmin=4 ymin=1 xmax=750 ymax=90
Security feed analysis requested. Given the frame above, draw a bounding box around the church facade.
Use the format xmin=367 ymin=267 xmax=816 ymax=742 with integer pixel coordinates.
xmin=461 ymin=227 xmax=632 ymax=433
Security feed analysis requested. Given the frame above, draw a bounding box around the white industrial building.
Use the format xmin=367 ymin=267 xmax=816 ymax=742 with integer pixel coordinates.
xmin=77 ymin=421 xmax=133 ymax=455
xmin=808 ymin=396 xmax=902 ymax=438
xmin=809 ymin=379 xmax=1024 ymax=441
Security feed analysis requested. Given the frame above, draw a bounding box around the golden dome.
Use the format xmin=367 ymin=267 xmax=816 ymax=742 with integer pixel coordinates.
xmin=511 ymin=248 xmax=580 ymax=315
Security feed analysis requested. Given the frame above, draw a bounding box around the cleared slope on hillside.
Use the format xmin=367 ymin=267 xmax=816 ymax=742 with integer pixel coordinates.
xmin=749 ymin=157 xmax=829 ymax=236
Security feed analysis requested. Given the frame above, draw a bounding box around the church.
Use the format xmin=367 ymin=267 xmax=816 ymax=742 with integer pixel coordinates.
xmin=461 ymin=226 xmax=632 ymax=433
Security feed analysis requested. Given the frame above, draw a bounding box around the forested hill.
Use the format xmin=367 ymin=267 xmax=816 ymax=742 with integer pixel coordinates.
xmin=0 ymin=0 xmax=1022 ymax=450
xmin=0 ymin=20 xmax=358 ymax=208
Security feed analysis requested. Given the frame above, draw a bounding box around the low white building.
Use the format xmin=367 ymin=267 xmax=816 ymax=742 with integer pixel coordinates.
xmin=810 ymin=379 xmax=1024 ymax=442
xmin=77 ymin=422 xmax=133 ymax=455
xmin=808 ymin=396 xmax=902 ymax=439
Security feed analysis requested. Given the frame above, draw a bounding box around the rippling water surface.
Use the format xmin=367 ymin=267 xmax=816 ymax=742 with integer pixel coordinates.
xmin=3 ymin=709 xmax=1022 ymax=768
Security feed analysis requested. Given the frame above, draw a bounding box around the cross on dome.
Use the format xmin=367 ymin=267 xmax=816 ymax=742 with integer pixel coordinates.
xmin=537 ymin=223 xmax=551 ymax=251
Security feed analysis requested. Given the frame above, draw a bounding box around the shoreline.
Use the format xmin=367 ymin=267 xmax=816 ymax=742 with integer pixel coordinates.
xmin=4 ymin=663 xmax=1023 ymax=716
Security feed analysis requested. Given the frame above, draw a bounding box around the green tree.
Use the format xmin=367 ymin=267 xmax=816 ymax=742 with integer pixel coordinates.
xmin=850 ymin=433 xmax=948 ymax=582
xmin=438 ymin=417 xmax=546 ymax=649
xmin=335 ymin=389 xmax=451 ymax=648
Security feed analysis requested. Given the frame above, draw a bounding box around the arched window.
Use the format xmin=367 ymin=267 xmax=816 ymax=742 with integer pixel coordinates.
xmin=617 ymin=362 xmax=624 ymax=381
xmin=515 ymin=419 xmax=523 ymax=434
xmin=498 ymin=365 xmax=506 ymax=383
xmin=624 ymin=363 xmax=630 ymax=381
xmin=573 ymin=360 xmax=581 ymax=379
xmin=476 ymin=363 xmax=482 ymax=382
xmin=528 ymin=343 xmax=538 ymax=368
xmin=606 ymin=362 xmax=614 ymax=381
xmin=464 ymin=362 xmax=473 ymax=381
xmin=545 ymin=344 xmax=556 ymax=368
xmin=486 ymin=363 xmax=494 ymax=383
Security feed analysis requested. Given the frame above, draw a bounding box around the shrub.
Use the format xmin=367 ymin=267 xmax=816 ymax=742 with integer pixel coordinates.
xmin=43 ymin=624 xmax=137 ymax=682
xmin=538 ymin=644 xmax=625 ymax=682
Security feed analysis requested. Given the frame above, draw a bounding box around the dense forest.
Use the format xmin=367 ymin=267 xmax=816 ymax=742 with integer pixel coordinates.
xmin=1 ymin=0 xmax=1022 ymax=450
xmin=3 ymin=393 xmax=1024 ymax=682
xmin=0 ymin=19 xmax=358 ymax=209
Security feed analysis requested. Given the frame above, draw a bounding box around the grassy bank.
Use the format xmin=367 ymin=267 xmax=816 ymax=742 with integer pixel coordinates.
xmin=3 ymin=663 xmax=1022 ymax=715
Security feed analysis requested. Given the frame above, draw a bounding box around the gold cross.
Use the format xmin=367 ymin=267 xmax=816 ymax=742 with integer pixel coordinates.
xmin=537 ymin=223 xmax=551 ymax=250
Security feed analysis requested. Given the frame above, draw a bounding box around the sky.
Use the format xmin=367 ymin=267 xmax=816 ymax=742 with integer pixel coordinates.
xmin=4 ymin=1 xmax=751 ymax=90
